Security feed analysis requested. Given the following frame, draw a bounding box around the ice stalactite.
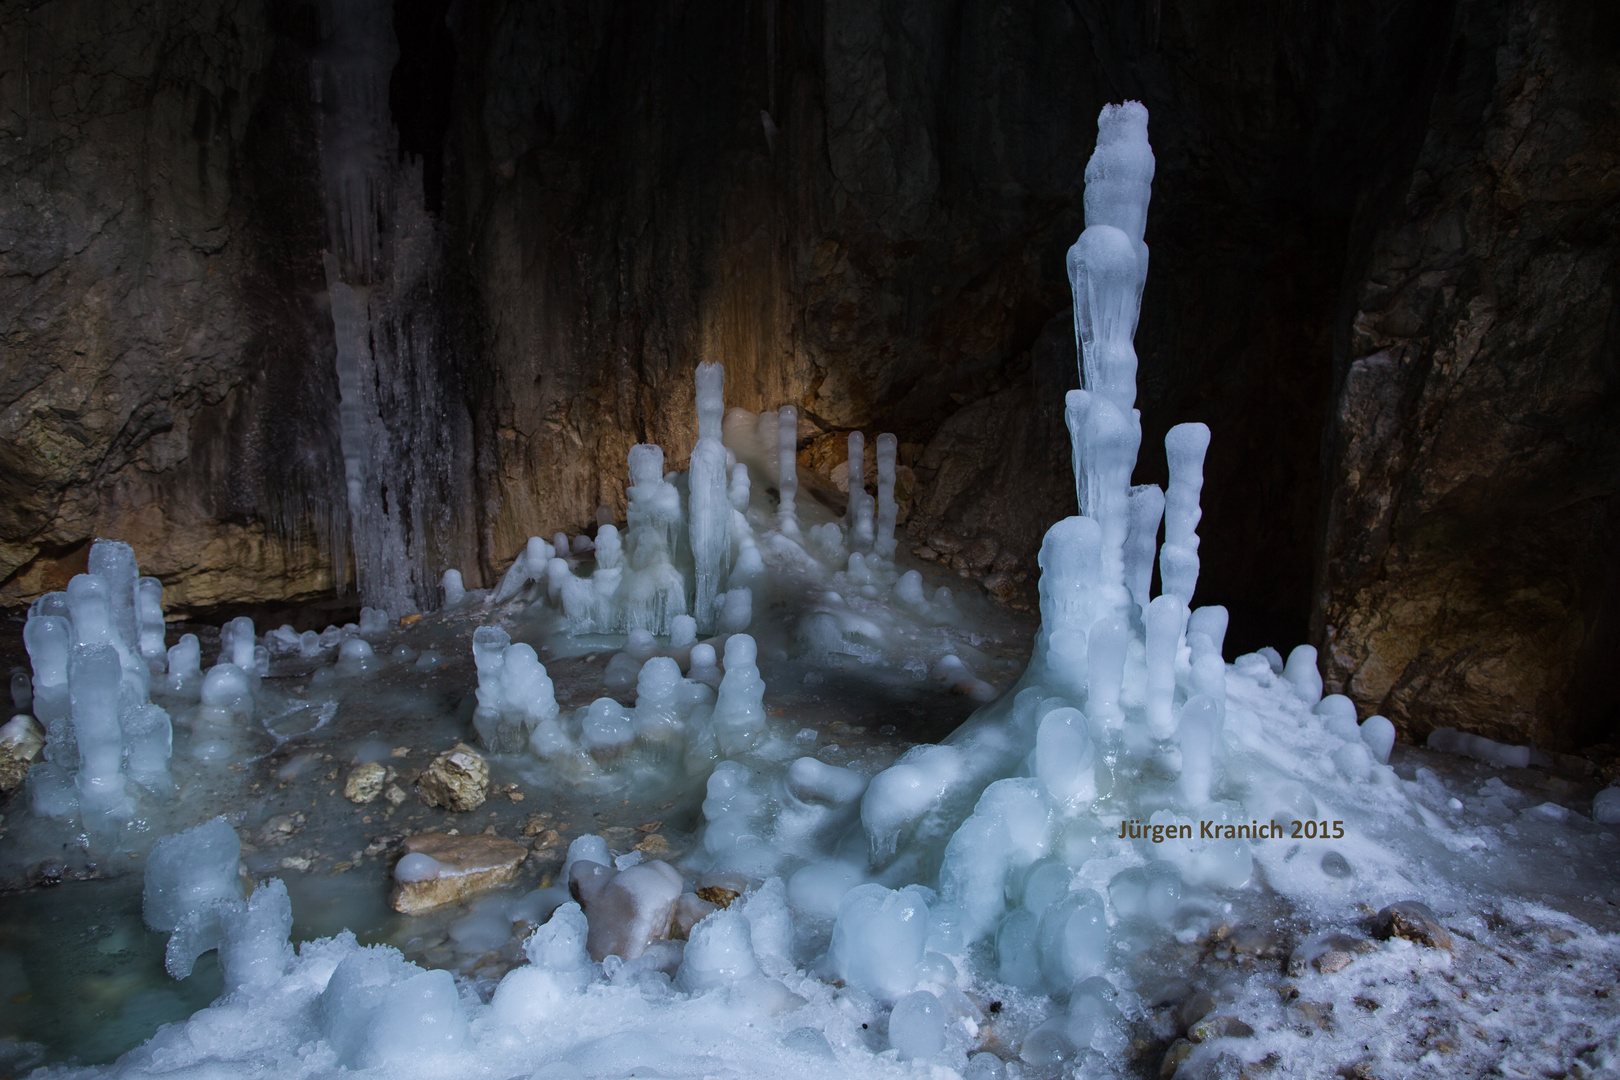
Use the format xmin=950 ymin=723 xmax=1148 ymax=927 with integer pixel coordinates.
xmin=314 ymin=0 xmax=474 ymax=616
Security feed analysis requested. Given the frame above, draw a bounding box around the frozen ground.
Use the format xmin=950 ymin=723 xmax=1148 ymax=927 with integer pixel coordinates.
xmin=1 ymin=591 xmax=1616 ymax=1080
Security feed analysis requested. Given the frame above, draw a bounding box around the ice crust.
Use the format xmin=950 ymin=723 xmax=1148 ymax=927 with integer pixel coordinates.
xmin=29 ymin=102 xmax=1619 ymax=1080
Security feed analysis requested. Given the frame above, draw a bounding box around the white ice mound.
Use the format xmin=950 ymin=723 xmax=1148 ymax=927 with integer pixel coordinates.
xmin=142 ymin=816 xmax=244 ymax=932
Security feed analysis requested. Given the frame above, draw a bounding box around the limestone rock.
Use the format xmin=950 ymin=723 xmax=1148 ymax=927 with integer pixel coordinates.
xmin=695 ymin=884 xmax=741 ymax=909
xmin=573 ymin=859 xmax=685 ymax=963
xmin=0 ymin=715 xmax=45 ymax=793
xmin=389 ymin=832 xmax=527 ymax=914
xmin=417 ymin=744 xmax=489 ymax=812
xmin=1375 ymin=901 xmax=1454 ymax=952
xmin=1288 ymin=932 xmax=1380 ymax=977
xmin=1187 ymin=1015 xmax=1255 ymax=1043
xmin=343 ymin=763 xmax=387 ymax=804
xmin=1160 ymin=1038 xmax=1193 ymax=1080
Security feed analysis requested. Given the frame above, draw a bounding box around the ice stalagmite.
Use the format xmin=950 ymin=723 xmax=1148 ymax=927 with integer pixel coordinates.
xmin=624 ymin=444 xmax=688 ymax=635
xmin=24 ymin=615 xmax=71 ymax=727
xmin=844 ymin=431 xmax=868 ymax=529
xmin=1064 ymin=103 xmax=1154 ymax=616
xmin=1123 ymin=484 xmax=1165 ymax=618
xmin=1159 ymin=423 xmax=1210 ymax=607
xmin=777 ymin=404 xmax=799 ymax=521
xmin=137 ymin=577 xmax=166 ymax=668
xmin=71 ymin=643 xmax=131 ymax=839
xmin=689 ymin=362 xmax=732 ymax=633
xmin=88 ymin=541 xmax=139 ymax=658
xmin=874 ymin=433 xmax=899 ymax=559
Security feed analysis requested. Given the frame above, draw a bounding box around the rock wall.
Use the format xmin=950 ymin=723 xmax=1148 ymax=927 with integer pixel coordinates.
xmin=0 ymin=0 xmax=346 ymax=614
xmin=1317 ymin=0 xmax=1620 ymax=751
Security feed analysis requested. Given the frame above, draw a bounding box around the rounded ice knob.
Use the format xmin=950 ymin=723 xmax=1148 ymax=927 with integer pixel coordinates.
xmin=1282 ymin=645 xmax=1323 ymax=705
xmin=889 ymin=990 xmax=946 ymax=1060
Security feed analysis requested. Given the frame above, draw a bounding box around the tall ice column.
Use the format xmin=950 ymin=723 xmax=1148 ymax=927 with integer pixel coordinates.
xmin=874 ymin=434 xmax=899 ymax=559
xmin=1065 ymin=102 xmax=1155 ymax=610
xmin=689 ymin=363 xmax=732 ymax=633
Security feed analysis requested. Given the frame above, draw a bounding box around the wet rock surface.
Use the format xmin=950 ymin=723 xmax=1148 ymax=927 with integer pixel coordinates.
xmin=389 ymin=832 xmax=527 ymax=914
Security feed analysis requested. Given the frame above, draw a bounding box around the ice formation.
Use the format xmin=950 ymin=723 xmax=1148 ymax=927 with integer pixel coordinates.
xmin=15 ymin=101 xmax=1618 ymax=1080
xmin=22 ymin=541 xmax=175 ymax=843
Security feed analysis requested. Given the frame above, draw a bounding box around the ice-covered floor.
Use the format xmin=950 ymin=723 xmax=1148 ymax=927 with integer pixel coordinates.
xmin=3 ymin=595 xmax=1617 ymax=1080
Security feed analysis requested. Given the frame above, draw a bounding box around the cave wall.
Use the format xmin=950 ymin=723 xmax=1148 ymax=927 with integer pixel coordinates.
xmin=0 ymin=0 xmax=1614 ymax=748
xmin=1317 ymin=0 xmax=1620 ymax=751
xmin=0 ymin=0 xmax=347 ymax=614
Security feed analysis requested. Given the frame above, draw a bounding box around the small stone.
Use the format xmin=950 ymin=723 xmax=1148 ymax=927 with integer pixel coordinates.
xmin=529 ymin=829 xmax=561 ymax=850
xmin=1287 ymin=932 xmax=1377 ymax=976
xmin=1188 ymin=1015 xmax=1255 ymax=1043
xmin=398 ymin=613 xmax=423 ymax=627
xmin=0 ymin=715 xmax=46 ymax=793
xmin=280 ymin=856 xmax=312 ymax=871
xmin=926 ymin=531 xmax=963 ymax=555
xmin=389 ymin=831 xmax=528 ymax=914
xmin=695 ymin=885 xmax=740 ymax=908
xmin=1177 ymin=990 xmax=1218 ymax=1032
xmin=507 ymin=790 xmax=525 ymax=802
xmin=912 ymin=545 xmax=941 ymax=562
xmin=1160 ymin=1038 xmax=1193 ymax=1079
xmin=1290 ymin=1000 xmax=1334 ymax=1031
xmin=671 ymin=892 xmax=718 ymax=939
xmin=418 ymin=743 xmax=489 ymax=812
xmin=636 ymin=820 xmax=663 ymax=833
xmin=991 ymin=550 xmax=1020 ymax=574
xmin=384 ymin=784 xmax=407 ymax=806
xmin=957 ymin=536 xmax=999 ymax=574
xmin=391 ymin=746 xmax=411 ymax=758
xmin=981 ymin=572 xmax=1019 ymax=603
xmin=1314 ymin=950 xmax=1355 ymax=974
xmin=635 ymin=833 xmax=670 ymax=855
xmin=344 ymin=762 xmax=387 ymax=803
xmin=1375 ymin=901 xmax=1453 ymax=951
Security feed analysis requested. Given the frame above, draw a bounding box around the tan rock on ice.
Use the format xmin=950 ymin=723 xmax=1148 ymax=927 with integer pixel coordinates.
xmin=390 ymin=832 xmax=527 ymax=914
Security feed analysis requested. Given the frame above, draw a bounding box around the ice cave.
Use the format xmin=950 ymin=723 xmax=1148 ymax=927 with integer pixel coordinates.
xmin=1 ymin=3 xmax=1618 ymax=1080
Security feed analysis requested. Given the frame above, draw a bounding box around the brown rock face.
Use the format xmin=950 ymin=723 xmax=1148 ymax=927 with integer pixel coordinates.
xmin=0 ymin=0 xmax=350 ymax=614
xmin=1316 ymin=0 xmax=1620 ymax=750
xmin=389 ymin=831 xmax=527 ymax=914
